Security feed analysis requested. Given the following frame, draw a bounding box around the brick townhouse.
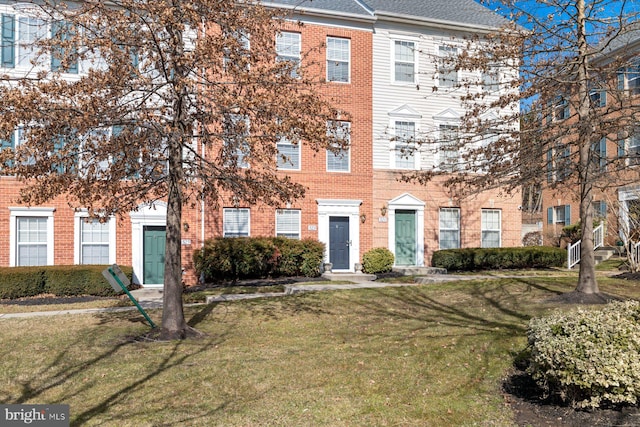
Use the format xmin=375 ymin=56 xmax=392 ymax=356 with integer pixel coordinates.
xmin=0 ymin=0 xmax=520 ymax=287
xmin=541 ymin=27 xmax=640 ymax=249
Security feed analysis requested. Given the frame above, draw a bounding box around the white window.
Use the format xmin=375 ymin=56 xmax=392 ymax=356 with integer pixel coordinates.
xmin=223 ymin=115 xmax=250 ymax=168
xmin=75 ymin=213 xmax=116 ymax=264
xmin=17 ymin=16 xmax=47 ymax=68
xmin=547 ymin=205 xmax=571 ymax=225
xmin=439 ymin=124 xmax=459 ymax=171
xmin=223 ymin=208 xmax=250 ymax=237
xmin=438 ymin=45 xmax=458 ymax=87
xmin=276 ymin=31 xmax=300 ymax=77
xmin=394 ymin=40 xmax=415 ymax=83
xmin=482 ymin=65 xmax=500 ymax=92
xmin=439 ymin=208 xmax=460 ymax=249
xmin=277 ymin=137 xmax=300 ymax=170
xmin=481 ymin=209 xmax=501 ymax=248
xmin=394 ymin=120 xmax=416 ymax=169
xmin=327 ymin=37 xmax=349 ymax=83
xmin=276 ymin=209 xmax=301 ymax=239
xmin=327 ymin=121 xmax=350 ymax=172
xmin=9 ymin=207 xmax=55 ymax=266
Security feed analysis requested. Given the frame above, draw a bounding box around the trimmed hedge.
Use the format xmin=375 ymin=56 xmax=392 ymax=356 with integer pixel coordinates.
xmin=527 ymin=301 xmax=640 ymax=409
xmin=431 ymin=246 xmax=566 ymax=271
xmin=362 ymin=247 xmax=395 ymax=274
xmin=193 ymin=237 xmax=325 ymax=282
xmin=0 ymin=265 xmax=134 ymax=299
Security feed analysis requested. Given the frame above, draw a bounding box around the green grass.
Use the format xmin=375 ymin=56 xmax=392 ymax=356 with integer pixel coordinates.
xmin=1 ymin=274 xmax=639 ymax=426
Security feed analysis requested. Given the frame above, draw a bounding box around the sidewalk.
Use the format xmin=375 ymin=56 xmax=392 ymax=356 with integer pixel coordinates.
xmin=0 ymin=275 xmax=482 ymax=320
xmin=0 ymin=280 xmax=399 ymax=320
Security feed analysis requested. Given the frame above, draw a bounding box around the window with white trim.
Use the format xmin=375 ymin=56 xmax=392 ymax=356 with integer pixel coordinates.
xmin=326 ymin=121 xmax=350 ymax=172
xmin=79 ymin=218 xmax=110 ymax=264
xmin=276 ymin=31 xmax=300 ymax=77
xmin=326 ymin=37 xmax=349 ymax=83
xmin=223 ymin=208 xmax=250 ymax=237
xmin=481 ymin=209 xmax=501 ymax=248
xmin=438 ymin=45 xmax=458 ymax=87
xmin=394 ymin=120 xmax=416 ymax=169
xmin=482 ymin=64 xmax=500 ymax=92
xmin=276 ymin=209 xmax=301 ymax=239
xmin=393 ymin=40 xmax=415 ymax=83
xmin=10 ymin=207 xmax=55 ymax=267
xmin=439 ymin=208 xmax=460 ymax=249
xmin=276 ymin=136 xmax=300 ymax=170
xmin=223 ymin=114 xmax=250 ymax=168
xmin=439 ymin=124 xmax=459 ymax=171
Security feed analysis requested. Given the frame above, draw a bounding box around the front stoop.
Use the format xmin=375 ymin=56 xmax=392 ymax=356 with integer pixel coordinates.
xmin=594 ymin=247 xmax=616 ymax=265
xmin=392 ymin=266 xmax=447 ymax=276
xmin=321 ymin=272 xmax=377 ymax=282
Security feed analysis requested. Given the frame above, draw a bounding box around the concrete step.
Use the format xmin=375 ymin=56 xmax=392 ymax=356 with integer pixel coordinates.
xmin=392 ymin=266 xmax=447 ymax=276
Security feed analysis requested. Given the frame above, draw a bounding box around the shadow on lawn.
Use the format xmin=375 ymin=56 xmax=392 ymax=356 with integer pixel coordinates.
xmin=353 ymin=276 xmax=570 ymax=337
xmin=1 ymin=303 xmax=232 ymax=426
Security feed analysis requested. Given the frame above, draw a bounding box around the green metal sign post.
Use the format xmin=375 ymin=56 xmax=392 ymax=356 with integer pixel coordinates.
xmin=102 ymin=264 xmax=157 ymax=329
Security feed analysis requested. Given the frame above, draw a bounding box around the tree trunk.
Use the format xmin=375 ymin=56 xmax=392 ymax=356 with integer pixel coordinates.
xmin=575 ymin=0 xmax=599 ymax=294
xmin=160 ymin=138 xmax=188 ymax=339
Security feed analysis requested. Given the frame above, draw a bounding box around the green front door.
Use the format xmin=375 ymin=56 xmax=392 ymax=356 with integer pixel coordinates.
xmin=143 ymin=226 xmax=166 ymax=284
xmin=395 ymin=210 xmax=416 ymax=266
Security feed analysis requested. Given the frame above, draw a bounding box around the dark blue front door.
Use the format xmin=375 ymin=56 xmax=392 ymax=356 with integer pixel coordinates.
xmin=329 ymin=216 xmax=350 ymax=270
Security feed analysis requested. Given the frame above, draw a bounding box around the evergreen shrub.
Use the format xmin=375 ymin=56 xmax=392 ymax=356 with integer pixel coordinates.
xmin=431 ymin=246 xmax=566 ymax=271
xmin=194 ymin=237 xmax=325 ymax=282
xmin=527 ymin=301 xmax=640 ymax=409
xmin=0 ymin=265 xmax=134 ymax=299
xmin=362 ymin=247 xmax=395 ymax=274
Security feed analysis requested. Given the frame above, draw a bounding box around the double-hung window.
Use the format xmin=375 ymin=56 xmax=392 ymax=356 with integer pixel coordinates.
xmin=547 ymin=205 xmax=571 ymax=225
xmin=223 ymin=114 xmax=250 ymax=168
xmin=481 ymin=209 xmax=501 ymax=248
xmin=482 ymin=64 xmax=500 ymax=92
xmin=1 ymin=13 xmax=47 ymax=70
xmin=223 ymin=208 xmax=250 ymax=237
xmin=326 ymin=37 xmax=349 ymax=83
xmin=439 ymin=208 xmax=460 ymax=249
xmin=394 ymin=40 xmax=415 ymax=83
xmin=276 ymin=209 xmax=301 ymax=239
xmin=276 ymin=136 xmax=300 ymax=170
xmin=439 ymin=124 xmax=459 ymax=171
xmin=591 ymin=137 xmax=607 ymax=172
xmin=438 ymin=45 xmax=458 ymax=87
xmin=276 ymin=31 xmax=300 ymax=78
xmin=326 ymin=121 xmax=350 ymax=172
xmin=10 ymin=207 xmax=55 ymax=267
xmin=78 ymin=218 xmax=111 ymax=264
xmin=394 ymin=120 xmax=416 ymax=169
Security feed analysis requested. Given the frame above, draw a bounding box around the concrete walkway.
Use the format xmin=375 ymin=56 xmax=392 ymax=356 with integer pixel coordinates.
xmin=0 ymin=274 xmax=493 ymax=320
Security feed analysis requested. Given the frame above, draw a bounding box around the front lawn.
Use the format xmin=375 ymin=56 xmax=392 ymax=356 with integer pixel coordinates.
xmin=0 ymin=275 xmax=638 ymax=426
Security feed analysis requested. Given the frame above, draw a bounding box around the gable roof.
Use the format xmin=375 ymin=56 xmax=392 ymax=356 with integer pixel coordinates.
xmin=265 ymin=0 xmax=510 ymax=30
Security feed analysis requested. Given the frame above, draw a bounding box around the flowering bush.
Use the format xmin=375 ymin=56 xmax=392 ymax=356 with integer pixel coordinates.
xmin=526 ymin=300 xmax=640 ymax=409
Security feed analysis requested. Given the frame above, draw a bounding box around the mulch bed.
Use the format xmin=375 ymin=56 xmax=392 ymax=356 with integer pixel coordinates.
xmin=0 ymin=295 xmax=116 ymax=306
xmin=504 ymin=369 xmax=640 ymax=426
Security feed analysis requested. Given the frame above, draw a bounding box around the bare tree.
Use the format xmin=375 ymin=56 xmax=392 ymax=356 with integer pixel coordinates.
xmin=0 ymin=0 xmax=345 ymax=339
xmin=402 ymin=0 xmax=640 ymax=296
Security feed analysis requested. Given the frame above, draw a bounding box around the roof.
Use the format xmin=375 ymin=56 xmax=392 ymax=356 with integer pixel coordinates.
xmin=265 ymin=0 xmax=511 ymax=30
xmin=598 ymin=22 xmax=640 ymax=57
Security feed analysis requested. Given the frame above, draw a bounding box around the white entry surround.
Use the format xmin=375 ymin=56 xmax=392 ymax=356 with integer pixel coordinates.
xmin=316 ymin=199 xmax=362 ymax=272
xmin=388 ymin=193 xmax=425 ymax=266
xmin=619 ymin=186 xmax=640 ymax=241
xmin=130 ymin=202 xmax=167 ymax=287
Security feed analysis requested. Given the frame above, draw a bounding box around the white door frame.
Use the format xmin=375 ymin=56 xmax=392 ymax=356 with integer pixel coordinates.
xmin=316 ymin=199 xmax=362 ymax=272
xmin=388 ymin=193 xmax=425 ymax=266
xmin=130 ymin=202 xmax=167 ymax=287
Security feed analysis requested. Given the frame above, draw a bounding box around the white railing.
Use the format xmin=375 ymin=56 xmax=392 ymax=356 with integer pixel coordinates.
xmin=629 ymin=241 xmax=640 ymax=268
xmin=567 ymin=222 xmax=604 ymax=269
